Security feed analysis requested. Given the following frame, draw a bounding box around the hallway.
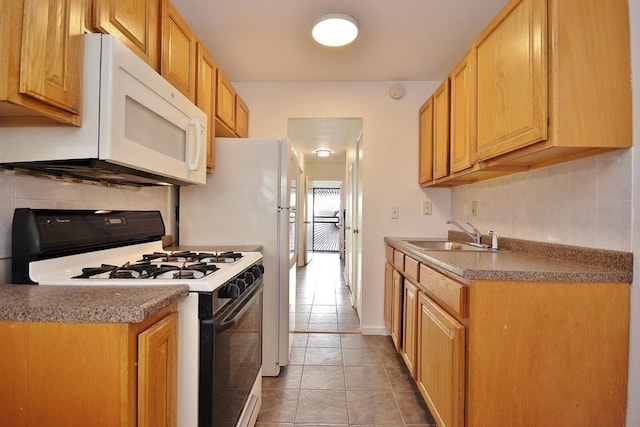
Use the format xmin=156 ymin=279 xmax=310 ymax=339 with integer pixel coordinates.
xmin=257 ymin=252 xmax=437 ymax=426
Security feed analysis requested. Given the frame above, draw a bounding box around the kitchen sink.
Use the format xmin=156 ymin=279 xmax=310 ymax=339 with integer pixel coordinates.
xmin=405 ymin=240 xmax=492 ymax=251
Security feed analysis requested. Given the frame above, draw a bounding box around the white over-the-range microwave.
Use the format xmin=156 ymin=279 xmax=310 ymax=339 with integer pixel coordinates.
xmin=0 ymin=33 xmax=207 ymax=186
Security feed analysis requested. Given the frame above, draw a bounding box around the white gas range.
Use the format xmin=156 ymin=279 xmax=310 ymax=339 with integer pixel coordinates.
xmin=12 ymin=208 xmax=263 ymax=427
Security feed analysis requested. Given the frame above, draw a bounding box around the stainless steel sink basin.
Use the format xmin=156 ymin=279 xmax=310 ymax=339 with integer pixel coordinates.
xmin=406 ymin=240 xmax=491 ymax=251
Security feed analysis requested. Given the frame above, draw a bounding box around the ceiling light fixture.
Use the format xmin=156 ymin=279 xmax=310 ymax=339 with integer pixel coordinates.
xmin=315 ymin=149 xmax=332 ymax=157
xmin=312 ymin=13 xmax=359 ymax=47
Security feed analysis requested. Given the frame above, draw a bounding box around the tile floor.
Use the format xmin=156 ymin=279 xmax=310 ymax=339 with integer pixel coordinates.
xmin=257 ymin=252 xmax=437 ymax=426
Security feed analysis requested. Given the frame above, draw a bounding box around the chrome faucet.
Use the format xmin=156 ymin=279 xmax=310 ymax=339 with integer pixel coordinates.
xmin=446 ymin=220 xmax=483 ymax=246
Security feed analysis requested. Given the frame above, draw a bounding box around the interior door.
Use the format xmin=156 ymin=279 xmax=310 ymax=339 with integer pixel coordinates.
xmin=344 ymin=163 xmax=354 ymax=294
xmin=306 ymin=177 xmax=314 ymax=264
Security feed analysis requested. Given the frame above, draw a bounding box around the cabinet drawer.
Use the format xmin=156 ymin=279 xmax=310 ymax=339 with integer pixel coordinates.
xmin=393 ymin=250 xmax=405 ymax=271
xmin=404 ymin=256 xmax=420 ymax=282
xmin=386 ymin=245 xmax=394 ymax=263
xmin=419 ymin=264 xmax=467 ymax=318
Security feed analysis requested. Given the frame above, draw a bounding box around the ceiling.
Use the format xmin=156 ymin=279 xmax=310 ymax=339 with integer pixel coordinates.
xmin=171 ymin=0 xmax=509 ymax=162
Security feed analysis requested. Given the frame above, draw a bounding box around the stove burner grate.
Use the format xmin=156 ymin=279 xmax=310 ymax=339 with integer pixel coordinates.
xmin=72 ymin=259 xmax=221 ymax=280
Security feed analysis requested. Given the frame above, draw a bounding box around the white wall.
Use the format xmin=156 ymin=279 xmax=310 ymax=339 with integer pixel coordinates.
xmin=235 ymin=81 xmax=452 ymax=332
xmin=306 ymin=161 xmax=345 ymax=182
xmin=0 ymin=172 xmax=174 ymax=282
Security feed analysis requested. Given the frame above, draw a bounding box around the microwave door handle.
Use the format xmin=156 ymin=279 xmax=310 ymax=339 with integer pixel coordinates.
xmin=188 ymin=117 xmax=203 ymax=171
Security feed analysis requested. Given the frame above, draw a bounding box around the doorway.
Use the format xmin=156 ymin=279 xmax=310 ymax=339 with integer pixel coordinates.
xmin=311 ymin=187 xmax=341 ymax=252
xmin=288 ymin=117 xmax=363 ymax=316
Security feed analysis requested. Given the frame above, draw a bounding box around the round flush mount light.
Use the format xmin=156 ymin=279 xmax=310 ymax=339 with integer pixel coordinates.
xmin=312 ymin=13 xmax=359 ymax=47
xmin=315 ymin=149 xmax=332 ymax=157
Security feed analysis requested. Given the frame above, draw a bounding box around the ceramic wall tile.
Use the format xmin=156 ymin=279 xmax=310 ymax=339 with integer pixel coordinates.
xmin=1 ymin=175 xmax=172 ymax=261
xmin=451 ymin=151 xmax=632 ymax=251
xmin=597 ymin=150 xmax=632 ymax=202
xmin=0 ymin=173 xmax=15 ymax=198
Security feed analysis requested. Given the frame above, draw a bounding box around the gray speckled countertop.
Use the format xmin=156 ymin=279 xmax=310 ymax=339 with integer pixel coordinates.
xmin=385 ymin=235 xmax=633 ymax=283
xmin=0 ymin=284 xmax=189 ymax=323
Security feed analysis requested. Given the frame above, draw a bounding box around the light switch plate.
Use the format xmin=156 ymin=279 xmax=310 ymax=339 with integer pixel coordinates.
xmin=391 ymin=206 xmax=399 ymax=219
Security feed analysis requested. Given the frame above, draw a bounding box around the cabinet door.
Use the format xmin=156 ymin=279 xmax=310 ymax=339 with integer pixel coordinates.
xmin=474 ymin=0 xmax=547 ymax=161
xmin=401 ymin=280 xmax=419 ymax=378
xmin=235 ymin=96 xmax=249 ymax=137
xmin=384 ymin=262 xmax=393 ymax=331
xmin=138 ymin=313 xmax=178 ymax=427
xmin=21 ymin=0 xmax=83 ymax=115
xmin=93 ymin=0 xmax=161 ymax=69
xmin=433 ymin=78 xmax=450 ymax=179
xmin=417 ymin=294 xmax=465 ymax=427
xmin=161 ymin=0 xmax=197 ymax=102
xmin=418 ymin=97 xmax=434 ymax=185
xmin=215 ymin=69 xmax=236 ymax=134
xmin=196 ymin=43 xmax=216 ymax=172
xmin=391 ymin=269 xmax=403 ymax=351
xmin=449 ymin=51 xmax=476 ymax=173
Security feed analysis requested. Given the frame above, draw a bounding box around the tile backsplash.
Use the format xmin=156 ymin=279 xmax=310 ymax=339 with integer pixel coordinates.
xmin=0 ymin=172 xmax=174 ymax=281
xmin=450 ymin=149 xmax=632 ymax=251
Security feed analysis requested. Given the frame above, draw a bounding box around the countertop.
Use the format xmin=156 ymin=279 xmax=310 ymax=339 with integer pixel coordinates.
xmin=385 ymin=235 xmax=633 ymax=283
xmin=0 ymin=284 xmax=189 ymax=323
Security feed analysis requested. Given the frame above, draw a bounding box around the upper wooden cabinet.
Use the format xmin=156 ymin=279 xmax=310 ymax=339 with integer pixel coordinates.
xmin=196 ymin=43 xmax=217 ymax=172
xmin=215 ymin=69 xmax=236 ymax=135
xmin=419 ymin=0 xmax=632 ymax=186
xmin=213 ymin=68 xmax=250 ymax=138
xmin=0 ymin=0 xmax=84 ymax=126
xmin=93 ymin=0 xmax=161 ymax=70
xmin=474 ymin=0 xmax=547 ymax=161
xmin=161 ymin=0 xmax=196 ymax=102
xmin=433 ymin=79 xmax=450 ymax=180
xmin=449 ymin=51 xmax=476 ymax=174
xmin=475 ymin=0 xmax=632 ymax=168
xmin=418 ymin=97 xmax=434 ymax=185
xmin=235 ymin=95 xmax=249 ymax=138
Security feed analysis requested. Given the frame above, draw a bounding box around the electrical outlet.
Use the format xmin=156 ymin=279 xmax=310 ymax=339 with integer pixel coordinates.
xmin=391 ymin=206 xmax=399 ymax=219
xmin=471 ymin=200 xmax=478 ymax=216
xmin=422 ymin=200 xmax=432 ymax=215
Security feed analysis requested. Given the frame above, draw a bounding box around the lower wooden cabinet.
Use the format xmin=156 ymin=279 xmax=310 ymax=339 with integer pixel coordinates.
xmin=0 ymin=305 xmax=178 ymax=427
xmin=137 ymin=312 xmax=178 ymax=427
xmin=390 ymin=269 xmax=403 ymax=351
xmin=383 ymin=244 xmax=630 ymax=427
xmin=384 ymin=262 xmax=393 ymax=331
xmin=401 ymin=279 xmax=419 ymax=378
xmin=417 ymin=293 xmax=465 ymax=427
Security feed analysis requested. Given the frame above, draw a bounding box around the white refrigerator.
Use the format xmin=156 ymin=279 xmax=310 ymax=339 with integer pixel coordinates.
xmin=179 ymin=137 xmax=299 ymax=377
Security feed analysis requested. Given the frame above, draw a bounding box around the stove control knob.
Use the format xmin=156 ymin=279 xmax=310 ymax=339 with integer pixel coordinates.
xmin=243 ymin=272 xmax=255 ymax=286
xmin=220 ymin=283 xmax=240 ymax=299
xmin=235 ymin=278 xmax=247 ymax=293
xmin=251 ymin=265 xmax=262 ymax=279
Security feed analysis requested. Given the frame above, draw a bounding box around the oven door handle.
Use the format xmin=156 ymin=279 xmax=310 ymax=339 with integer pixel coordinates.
xmin=216 ymin=282 xmax=263 ymax=333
